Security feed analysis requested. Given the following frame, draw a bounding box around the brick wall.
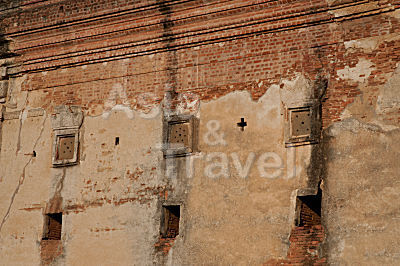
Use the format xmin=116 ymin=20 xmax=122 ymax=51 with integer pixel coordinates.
xmin=155 ymin=237 xmax=176 ymax=255
xmin=40 ymin=240 xmax=62 ymax=265
xmin=299 ymin=201 xmax=321 ymax=227
xmin=266 ymin=225 xmax=326 ymax=266
xmin=1 ymin=0 xmax=400 ymax=264
xmin=3 ymin=0 xmax=398 ymax=125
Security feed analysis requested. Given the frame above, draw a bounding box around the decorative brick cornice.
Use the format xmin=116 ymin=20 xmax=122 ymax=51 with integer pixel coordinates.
xmin=2 ymin=0 xmax=399 ymax=75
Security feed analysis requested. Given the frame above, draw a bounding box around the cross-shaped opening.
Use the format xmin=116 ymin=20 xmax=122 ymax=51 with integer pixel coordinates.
xmin=237 ymin=118 xmax=247 ymax=131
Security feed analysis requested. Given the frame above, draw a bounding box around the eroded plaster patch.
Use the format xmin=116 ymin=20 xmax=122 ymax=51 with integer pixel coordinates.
xmin=387 ymin=9 xmax=400 ymax=19
xmin=201 ymin=88 xmax=282 ymax=130
xmin=257 ymin=85 xmax=281 ymax=129
xmin=198 ymin=82 xmax=315 ymax=184
xmin=102 ymin=104 xmax=134 ymax=119
xmin=344 ymin=38 xmax=378 ymax=53
xmin=376 ymin=64 xmax=400 ymax=115
xmin=337 ymin=58 xmax=374 ymax=83
xmin=280 ymin=74 xmax=313 ymax=107
xmin=328 ymin=2 xmax=381 ymax=18
xmin=326 ymin=118 xmax=398 ymax=137
xmin=173 ymin=92 xmax=200 ymax=117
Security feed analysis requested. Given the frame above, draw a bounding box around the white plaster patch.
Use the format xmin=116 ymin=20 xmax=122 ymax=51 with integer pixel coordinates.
xmin=102 ymin=62 xmax=108 ymax=66
xmin=137 ymin=106 xmax=161 ymax=120
xmin=257 ymin=85 xmax=281 ymax=129
xmin=327 ymin=119 xmax=370 ymax=136
xmin=104 ymin=83 xmax=129 ymax=109
xmin=201 ymin=88 xmax=283 ymax=132
xmin=175 ymin=92 xmax=200 ymax=116
xmin=81 ymin=65 xmax=87 ymax=69
xmin=370 ymin=120 xmax=399 ymax=132
xmin=102 ymin=83 xmax=135 ymax=119
xmin=280 ymin=74 xmax=313 ymax=106
xmin=163 ymin=91 xmax=200 ymax=117
xmin=327 ymin=118 xmax=398 ymax=137
xmin=329 ymin=2 xmax=380 ymax=18
xmin=376 ymin=64 xmax=400 ymax=114
xmin=388 ymin=9 xmax=400 ymax=19
xmin=21 ymin=109 xmax=28 ymax=123
xmin=339 ymin=108 xmax=352 ymax=120
xmin=102 ymin=104 xmax=134 ymax=119
xmin=336 ymin=58 xmax=374 ymax=83
xmin=344 ymin=38 xmax=378 ymax=53
xmin=136 ymin=97 xmax=161 ymax=119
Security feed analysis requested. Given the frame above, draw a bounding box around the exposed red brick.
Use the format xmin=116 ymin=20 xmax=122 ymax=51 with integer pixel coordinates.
xmin=266 ymin=225 xmax=326 ymax=266
xmin=154 ymin=237 xmax=176 ymax=255
xmin=40 ymin=240 xmax=62 ymax=265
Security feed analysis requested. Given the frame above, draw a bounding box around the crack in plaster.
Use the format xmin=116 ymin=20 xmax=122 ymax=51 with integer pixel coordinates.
xmin=15 ymin=94 xmax=28 ymax=155
xmin=0 ymin=113 xmax=47 ymax=234
xmin=55 ymin=168 xmax=67 ymax=197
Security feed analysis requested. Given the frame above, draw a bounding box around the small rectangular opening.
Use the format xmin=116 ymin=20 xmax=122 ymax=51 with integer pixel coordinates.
xmin=161 ymin=205 xmax=180 ymax=238
xmin=295 ymin=189 xmax=321 ymax=227
xmin=42 ymin=213 xmax=62 ymax=240
xmin=115 ymin=137 xmax=120 ymax=145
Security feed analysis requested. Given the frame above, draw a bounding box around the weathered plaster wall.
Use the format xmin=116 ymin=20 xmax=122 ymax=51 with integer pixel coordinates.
xmin=324 ymin=119 xmax=400 ymax=265
xmin=0 ymin=0 xmax=400 ymax=265
xmin=0 ymin=108 xmax=167 ymax=265
xmin=322 ymin=43 xmax=400 ymax=264
xmin=174 ymin=89 xmax=316 ymax=265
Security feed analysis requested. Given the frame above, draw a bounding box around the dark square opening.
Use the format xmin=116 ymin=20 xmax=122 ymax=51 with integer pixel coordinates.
xmin=161 ymin=205 xmax=180 ymax=238
xmin=295 ymin=189 xmax=321 ymax=227
xmin=42 ymin=213 xmax=62 ymax=240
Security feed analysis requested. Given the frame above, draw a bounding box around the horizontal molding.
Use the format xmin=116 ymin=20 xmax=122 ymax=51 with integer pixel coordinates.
xmin=13 ymin=0 xmax=276 ymax=51
xmin=4 ymin=0 xmax=214 ymax=36
xmin=5 ymin=0 xmax=398 ymax=75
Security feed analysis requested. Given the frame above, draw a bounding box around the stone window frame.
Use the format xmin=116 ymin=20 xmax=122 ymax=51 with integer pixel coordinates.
xmin=0 ymin=80 xmax=8 ymax=103
xmin=163 ymin=115 xmax=199 ymax=158
xmin=285 ymin=102 xmax=320 ymax=147
xmin=52 ymin=128 xmax=79 ymax=166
